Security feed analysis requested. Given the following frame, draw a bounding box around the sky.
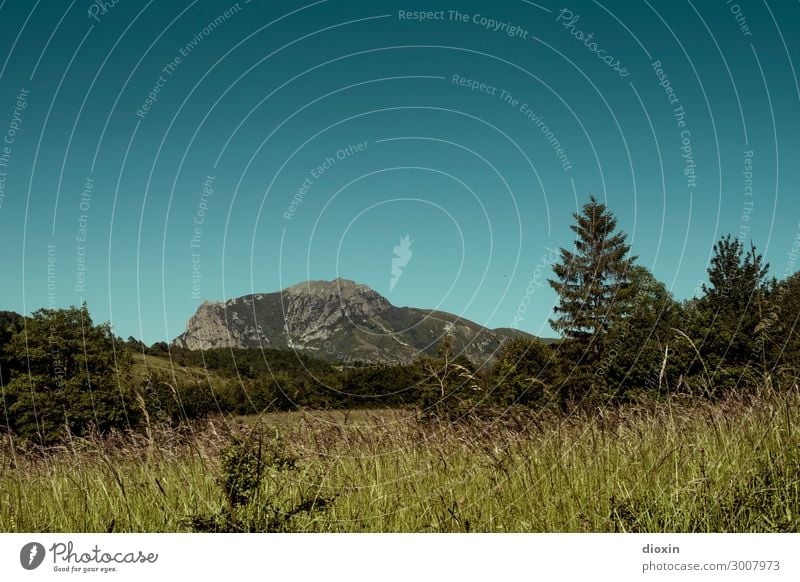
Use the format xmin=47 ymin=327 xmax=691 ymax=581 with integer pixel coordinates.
xmin=0 ymin=0 xmax=798 ymax=345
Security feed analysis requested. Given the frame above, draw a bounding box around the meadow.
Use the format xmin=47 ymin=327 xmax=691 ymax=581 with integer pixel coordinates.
xmin=2 ymin=386 xmax=798 ymax=533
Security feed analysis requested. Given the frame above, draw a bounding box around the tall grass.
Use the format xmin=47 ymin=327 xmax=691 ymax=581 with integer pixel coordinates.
xmin=1 ymin=387 xmax=798 ymax=532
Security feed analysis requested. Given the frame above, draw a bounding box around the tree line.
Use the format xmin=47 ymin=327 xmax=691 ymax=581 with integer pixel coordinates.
xmin=2 ymin=197 xmax=799 ymax=445
xmin=499 ymin=196 xmax=800 ymax=408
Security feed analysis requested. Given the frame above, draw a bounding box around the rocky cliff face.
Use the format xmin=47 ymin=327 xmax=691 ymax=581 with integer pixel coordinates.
xmin=178 ymin=300 xmax=267 ymax=349
xmin=173 ymin=278 xmax=534 ymax=365
xmin=280 ymin=280 xmax=392 ymax=344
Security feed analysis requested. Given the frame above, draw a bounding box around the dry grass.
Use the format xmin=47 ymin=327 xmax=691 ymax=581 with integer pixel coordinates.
xmin=1 ymin=388 xmax=799 ymax=532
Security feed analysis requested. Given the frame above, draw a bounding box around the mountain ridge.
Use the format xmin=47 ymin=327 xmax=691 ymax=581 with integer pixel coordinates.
xmin=173 ymin=278 xmax=545 ymax=365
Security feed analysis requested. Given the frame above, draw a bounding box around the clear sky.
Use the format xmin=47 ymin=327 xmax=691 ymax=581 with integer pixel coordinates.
xmin=0 ymin=0 xmax=798 ymax=344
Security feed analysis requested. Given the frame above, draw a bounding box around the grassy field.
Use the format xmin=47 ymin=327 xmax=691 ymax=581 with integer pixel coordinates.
xmin=1 ymin=387 xmax=799 ymax=532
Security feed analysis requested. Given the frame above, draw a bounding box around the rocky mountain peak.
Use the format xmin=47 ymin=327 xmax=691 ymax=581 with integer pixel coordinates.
xmin=174 ymin=279 xmax=537 ymax=364
xmin=282 ymin=278 xmax=391 ymax=318
xmin=285 ymin=277 xmax=373 ymax=298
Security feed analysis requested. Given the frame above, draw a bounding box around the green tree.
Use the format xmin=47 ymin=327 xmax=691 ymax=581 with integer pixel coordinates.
xmin=749 ymin=270 xmax=800 ymax=387
xmin=2 ymin=305 xmax=134 ymax=444
xmin=600 ymin=266 xmax=681 ymax=398
xmin=489 ymin=337 xmax=559 ymax=406
xmin=548 ymin=196 xmax=637 ymax=400
xmin=690 ymin=236 xmax=770 ymax=391
xmin=0 ymin=311 xmax=24 ymax=386
xmin=0 ymin=311 xmax=23 ymax=345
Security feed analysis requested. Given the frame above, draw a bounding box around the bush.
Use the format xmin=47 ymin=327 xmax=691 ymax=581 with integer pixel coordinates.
xmin=186 ymin=427 xmax=332 ymax=532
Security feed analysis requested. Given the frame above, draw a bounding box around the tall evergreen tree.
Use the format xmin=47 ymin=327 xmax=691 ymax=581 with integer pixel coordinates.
xmin=548 ymin=197 xmax=636 ymax=397
xmin=549 ymin=197 xmax=636 ymax=344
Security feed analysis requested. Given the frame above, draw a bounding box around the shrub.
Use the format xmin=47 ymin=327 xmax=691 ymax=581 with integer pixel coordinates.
xmin=186 ymin=427 xmax=331 ymax=532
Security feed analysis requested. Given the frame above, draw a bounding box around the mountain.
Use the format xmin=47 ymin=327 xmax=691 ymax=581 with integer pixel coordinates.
xmin=492 ymin=327 xmax=560 ymax=345
xmin=173 ymin=279 xmax=542 ymax=366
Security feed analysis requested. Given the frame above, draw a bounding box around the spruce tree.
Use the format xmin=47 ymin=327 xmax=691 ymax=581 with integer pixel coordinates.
xmin=548 ymin=197 xmax=636 ymax=395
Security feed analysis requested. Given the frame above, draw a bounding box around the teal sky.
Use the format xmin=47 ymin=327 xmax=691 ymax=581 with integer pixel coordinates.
xmin=0 ymin=0 xmax=798 ymax=344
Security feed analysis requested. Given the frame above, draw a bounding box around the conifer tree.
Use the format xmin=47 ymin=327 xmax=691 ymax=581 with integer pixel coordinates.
xmin=548 ymin=196 xmax=637 ymax=374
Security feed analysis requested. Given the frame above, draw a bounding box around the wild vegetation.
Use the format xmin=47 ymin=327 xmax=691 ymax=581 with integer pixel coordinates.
xmin=1 ymin=392 xmax=798 ymax=532
xmin=1 ymin=197 xmax=799 ymax=532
